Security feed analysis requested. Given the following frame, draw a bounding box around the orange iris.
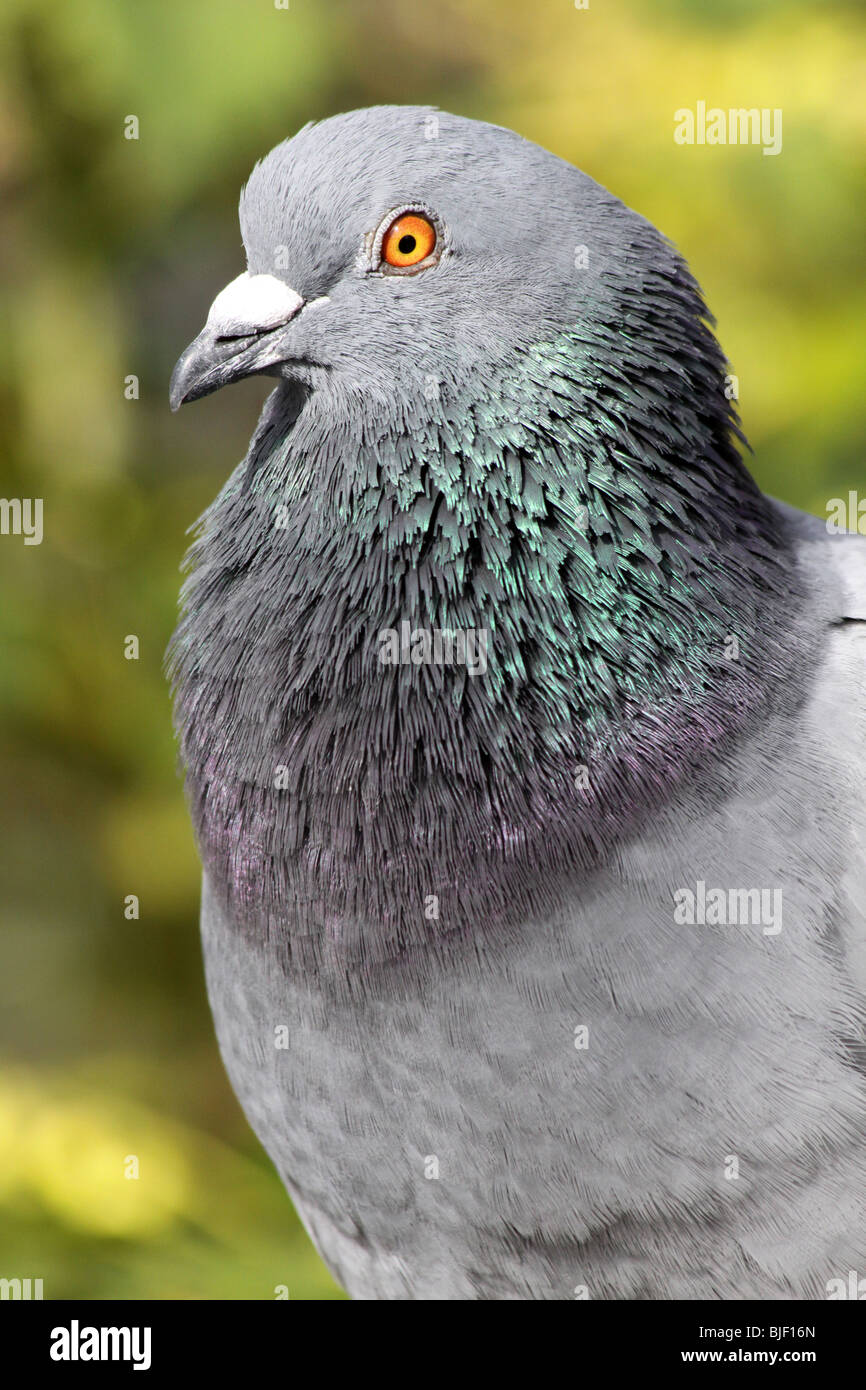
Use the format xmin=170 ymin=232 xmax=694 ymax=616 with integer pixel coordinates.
xmin=381 ymin=213 xmax=437 ymax=268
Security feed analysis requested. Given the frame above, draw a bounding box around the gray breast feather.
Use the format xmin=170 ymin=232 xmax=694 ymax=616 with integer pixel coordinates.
xmin=200 ymin=502 xmax=866 ymax=1299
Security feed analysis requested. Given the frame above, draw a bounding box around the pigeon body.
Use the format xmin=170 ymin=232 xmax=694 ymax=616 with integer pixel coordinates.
xmin=169 ymin=107 xmax=866 ymax=1299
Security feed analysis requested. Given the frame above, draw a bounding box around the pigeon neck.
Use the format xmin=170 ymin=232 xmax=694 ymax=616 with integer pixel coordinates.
xmin=170 ymin=344 xmax=806 ymax=964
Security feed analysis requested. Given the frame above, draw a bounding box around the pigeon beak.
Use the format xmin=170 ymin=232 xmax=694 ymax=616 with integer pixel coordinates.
xmin=170 ymin=272 xmax=305 ymax=410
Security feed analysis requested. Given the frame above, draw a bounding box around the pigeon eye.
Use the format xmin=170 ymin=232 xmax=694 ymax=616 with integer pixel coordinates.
xmin=380 ymin=213 xmax=437 ymax=270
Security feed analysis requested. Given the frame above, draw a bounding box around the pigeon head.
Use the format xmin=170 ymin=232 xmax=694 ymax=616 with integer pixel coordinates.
xmin=173 ymin=105 xmax=687 ymax=427
xmin=169 ymin=107 xmax=804 ymax=961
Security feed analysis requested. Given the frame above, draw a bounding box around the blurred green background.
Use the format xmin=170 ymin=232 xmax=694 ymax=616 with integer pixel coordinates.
xmin=0 ymin=0 xmax=864 ymax=1299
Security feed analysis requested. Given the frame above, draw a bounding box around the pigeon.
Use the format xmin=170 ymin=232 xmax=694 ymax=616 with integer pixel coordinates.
xmin=168 ymin=106 xmax=866 ymax=1300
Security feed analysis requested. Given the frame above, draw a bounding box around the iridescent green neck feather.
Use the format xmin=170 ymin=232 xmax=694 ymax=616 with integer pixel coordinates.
xmin=170 ymin=250 xmax=806 ymax=965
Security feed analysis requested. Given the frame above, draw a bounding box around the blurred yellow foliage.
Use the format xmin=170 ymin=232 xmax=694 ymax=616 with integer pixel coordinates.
xmin=0 ymin=1071 xmax=191 ymax=1237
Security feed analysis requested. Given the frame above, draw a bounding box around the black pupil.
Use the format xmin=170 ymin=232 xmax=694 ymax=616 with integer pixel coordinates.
xmin=398 ymin=234 xmax=417 ymax=255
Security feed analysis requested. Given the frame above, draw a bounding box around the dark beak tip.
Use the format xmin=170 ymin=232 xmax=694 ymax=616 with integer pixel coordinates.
xmin=169 ymin=325 xmax=258 ymax=412
xmin=169 ymin=347 xmax=197 ymax=411
xmin=170 ymin=314 xmax=289 ymax=412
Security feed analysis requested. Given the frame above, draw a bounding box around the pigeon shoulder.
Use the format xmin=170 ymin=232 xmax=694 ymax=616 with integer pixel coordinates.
xmin=770 ymin=495 xmax=866 ymax=618
xmin=770 ymin=496 xmax=866 ymax=992
xmin=772 ymin=496 xmax=866 ymax=765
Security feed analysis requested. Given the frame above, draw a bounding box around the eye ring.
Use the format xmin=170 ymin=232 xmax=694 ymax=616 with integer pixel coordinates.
xmin=366 ymin=204 xmax=446 ymax=276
